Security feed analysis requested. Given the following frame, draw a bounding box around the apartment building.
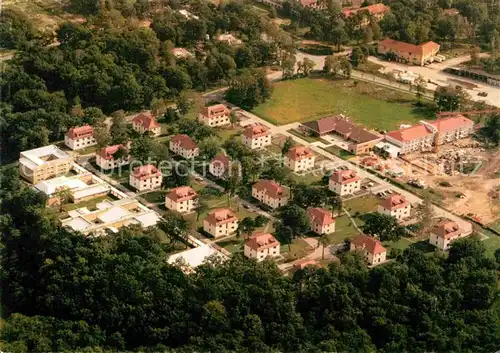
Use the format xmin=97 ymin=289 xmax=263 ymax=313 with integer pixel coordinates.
xmin=343 ymin=3 xmax=389 ymax=27
xmin=165 ymin=186 xmax=198 ymax=213
xmin=132 ymin=113 xmax=161 ymax=137
xmin=350 ymin=235 xmax=387 ymax=266
xmin=169 ymin=134 xmax=199 ymax=159
xmin=377 ymin=193 xmax=411 ymax=221
xmin=242 ymin=124 xmax=272 ymax=150
xmin=129 ymin=164 xmax=162 ymax=192
xmin=203 ymin=208 xmax=239 ymax=238
xmin=307 ymin=207 xmax=336 ymax=235
xmin=284 ymin=146 xmax=315 ymax=172
xmin=329 ymin=169 xmax=361 ymax=196
xmin=378 ymin=38 xmax=440 ymax=66
xmin=198 ymin=104 xmax=231 ymax=127
xmin=252 ymin=179 xmax=289 ymax=209
xmin=429 ymin=220 xmax=469 ymax=251
xmin=64 ymin=125 xmax=97 ymax=150
xmin=95 ymin=144 xmax=131 ymax=170
xmin=19 ymin=145 xmax=74 ymax=184
xmin=244 ymin=232 xmax=281 ymax=261
xmin=209 ymin=155 xmax=230 ymax=178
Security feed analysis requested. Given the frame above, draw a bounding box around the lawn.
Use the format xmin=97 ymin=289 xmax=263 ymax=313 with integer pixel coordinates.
xmin=325 ymin=215 xmax=361 ymax=244
xmin=482 ymin=232 xmax=500 ymax=258
xmin=252 ymin=78 xmax=430 ymax=130
xmin=281 ymin=238 xmax=314 ymax=262
xmin=141 ymin=190 xmax=167 ymax=204
xmin=61 ymin=195 xmax=115 ymax=213
xmin=321 ymin=146 xmax=354 ymax=160
xmin=287 ymin=129 xmax=331 ymax=145
xmin=344 ymin=194 xmax=380 ymax=215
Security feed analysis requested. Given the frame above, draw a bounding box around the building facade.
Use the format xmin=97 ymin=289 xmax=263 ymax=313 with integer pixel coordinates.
xmin=19 ymin=145 xmax=74 ymax=184
xmin=329 ymin=169 xmax=361 ymax=196
xmin=209 ymin=155 xmax=230 ymax=178
xmin=96 ymin=144 xmax=131 ymax=170
xmin=242 ymin=124 xmax=272 ymax=150
xmin=203 ymin=208 xmax=239 ymax=238
xmin=169 ymin=134 xmax=200 ymax=159
xmin=378 ymin=38 xmax=440 ymax=66
xmin=198 ymin=104 xmax=231 ymax=127
xmin=244 ymin=232 xmax=281 ymax=261
xmin=252 ymin=179 xmax=289 ymax=209
xmin=377 ymin=194 xmax=411 ymax=221
xmin=129 ymin=164 xmax=162 ymax=192
xmin=429 ymin=220 xmax=469 ymax=251
xmin=165 ymin=186 xmax=198 ymax=213
xmin=284 ymin=146 xmax=316 ymax=172
xmin=65 ymin=125 xmax=97 ymax=150
xmin=307 ymin=207 xmax=336 ymax=234
xmin=350 ymin=235 xmax=387 ymax=266
xmin=132 ymin=113 xmax=161 ymax=137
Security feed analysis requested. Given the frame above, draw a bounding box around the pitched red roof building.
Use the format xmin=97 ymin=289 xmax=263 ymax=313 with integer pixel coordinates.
xmin=308 ymin=207 xmax=335 ymax=226
xmin=351 ymin=235 xmax=386 ymax=255
xmin=204 ymin=208 xmax=237 ymax=226
xmin=253 ymin=179 xmax=288 ymax=199
xmin=243 ymin=123 xmax=270 ymax=138
xmin=378 ymin=38 xmax=440 ymax=66
xmin=245 ymin=232 xmax=280 ymax=251
xmin=131 ymin=164 xmax=161 ymax=181
xmin=66 ymin=125 xmax=94 ymax=139
xmin=330 ymin=170 xmax=360 ymax=184
xmin=166 ymin=186 xmax=198 ymax=202
xmin=96 ymin=144 xmax=128 ymax=160
xmin=343 ymin=3 xmax=389 ymax=17
xmin=286 ymin=146 xmax=314 ymax=161
xmin=132 ymin=113 xmax=161 ymax=136
xmin=169 ymin=134 xmax=199 ymax=159
xmin=379 ymin=194 xmax=409 ymax=210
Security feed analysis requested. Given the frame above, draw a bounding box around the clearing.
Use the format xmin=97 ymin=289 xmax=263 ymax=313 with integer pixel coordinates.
xmin=252 ymin=78 xmax=431 ymax=130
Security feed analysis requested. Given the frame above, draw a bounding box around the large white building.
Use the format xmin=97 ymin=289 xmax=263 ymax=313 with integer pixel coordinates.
xmin=350 ymin=235 xmax=387 ymax=266
xmin=129 ymin=164 xmax=162 ymax=192
xmin=307 ymin=207 xmax=336 ymax=235
xmin=132 ymin=113 xmax=161 ymax=137
xmin=198 ymin=104 xmax=231 ymax=127
xmin=165 ymin=186 xmax=198 ymax=214
xmin=95 ymin=144 xmax=131 ymax=170
xmin=377 ymin=193 xmax=411 ymax=221
xmin=328 ymin=169 xmax=361 ymax=196
xmin=64 ymin=125 xmax=97 ymax=150
xmin=284 ymin=146 xmax=315 ymax=172
xmin=169 ymin=134 xmax=199 ymax=159
xmin=252 ymin=179 xmax=289 ymax=209
xmin=242 ymin=124 xmax=272 ymax=150
xmin=203 ymin=208 xmax=239 ymax=238
xmin=429 ymin=220 xmax=470 ymax=251
xmin=19 ymin=145 xmax=74 ymax=184
xmin=244 ymin=232 xmax=280 ymax=261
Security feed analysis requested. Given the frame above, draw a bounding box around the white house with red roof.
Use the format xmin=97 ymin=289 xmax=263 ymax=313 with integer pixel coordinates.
xmin=95 ymin=144 xmax=131 ymax=170
xmin=429 ymin=219 xmax=470 ymax=251
xmin=329 ymin=169 xmax=361 ymax=196
xmin=430 ymin=115 xmax=474 ymax=145
xmin=203 ymin=208 xmax=239 ymax=238
xmin=242 ymin=123 xmax=272 ymax=150
xmin=132 ymin=112 xmax=161 ymax=137
xmin=350 ymin=235 xmax=387 ymax=266
xmin=169 ymin=134 xmax=199 ymax=159
xmin=244 ymin=232 xmax=281 ymax=261
xmin=252 ymin=179 xmax=289 ymax=209
xmin=65 ymin=125 xmax=97 ymax=150
xmin=209 ymin=155 xmax=230 ymax=178
xmin=307 ymin=207 xmax=336 ymax=234
xmin=378 ymin=38 xmax=440 ymax=66
xmin=198 ymin=104 xmax=231 ymax=127
xmin=377 ymin=193 xmax=411 ymax=221
xmin=165 ymin=186 xmax=198 ymax=213
xmin=284 ymin=146 xmax=316 ymax=172
xmin=343 ymin=3 xmax=389 ymax=27
xmin=299 ymin=0 xmax=326 ymax=10
xmin=129 ymin=164 xmax=162 ymax=191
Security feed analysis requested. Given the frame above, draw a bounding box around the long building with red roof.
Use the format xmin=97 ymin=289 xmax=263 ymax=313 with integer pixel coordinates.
xmin=378 ymin=38 xmax=440 ymax=66
xmin=65 ymin=125 xmax=97 ymax=150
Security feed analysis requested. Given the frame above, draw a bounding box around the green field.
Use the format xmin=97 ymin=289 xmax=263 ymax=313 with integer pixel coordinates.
xmin=252 ymin=78 xmax=431 ymax=130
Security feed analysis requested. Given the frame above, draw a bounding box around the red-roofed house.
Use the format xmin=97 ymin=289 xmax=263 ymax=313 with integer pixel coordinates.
xmin=252 ymin=179 xmax=289 ymax=209
xmin=96 ymin=144 xmax=131 ymax=170
xmin=329 ymin=169 xmax=361 ymax=196
xmin=198 ymin=104 xmax=231 ymax=127
xmin=132 ymin=113 xmax=161 ymax=137
xmin=308 ymin=207 xmax=336 ymax=234
xmin=350 ymin=235 xmax=387 ymax=266
xmin=129 ymin=164 xmax=162 ymax=191
xmin=65 ymin=125 xmax=97 ymax=150
xmin=203 ymin=208 xmax=239 ymax=238
xmin=299 ymin=0 xmax=326 ymax=10
xmin=378 ymin=38 xmax=440 ymax=66
xmin=169 ymin=134 xmax=199 ymax=159
xmin=165 ymin=186 xmax=198 ymax=213
xmin=377 ymin=193 xmax=411 ymax=220
xmin=242 ymin=123 xmax=272 ymax=149
xmin=343 ymin=3 xmax=389 ymax=27
xmin=209 ymin=155 xmax=230 ymax=178
xmin=428 ymin=115 xmax=474 ymax=145
xmin=244 ymin=232 xmax=280 ymax=261
xmin=385 ymin=124 xmax=435 ymax=154
xmin=429 ymin=220 xmax=470 ymax=251
xmin=284 ymin=146 xmax=315 ymax=172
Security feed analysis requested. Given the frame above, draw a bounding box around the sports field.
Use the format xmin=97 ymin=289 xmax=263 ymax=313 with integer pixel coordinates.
xmin=252 ymin=78 xmax=432 ymax=130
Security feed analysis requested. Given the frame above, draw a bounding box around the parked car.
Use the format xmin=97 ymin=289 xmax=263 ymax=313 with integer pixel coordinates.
xmin=478 ymin=91 xmax=488 ymax=97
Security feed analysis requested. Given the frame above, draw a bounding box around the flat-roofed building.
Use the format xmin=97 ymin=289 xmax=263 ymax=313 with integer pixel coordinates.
xmin=252 ymin=179 xmax=289 ymax=209
xmin=165 ymin=186 xmax=198 ymax=213
xmin=65 ymin=125 xmax=97 ymax=150
xmin=242 ymin=124 xmax=272 ymax=150
xmin=429 ymin=220 xmax=470 ymax=251
xmin=350 ymin=235 xmax=387 ymax=266
xmin=377 ymin=193 xmax=411 ymax=220
xmin=284 ymin=146 xmax=315 ymax=172
xmin=307 ymin=207 xmax=336 ymax=234
xmin=19 ymin=145 xmax=74 ymax=184
xmin=244 ymin=232 xmax=280 ymax=261
xmin=203 ymin=208 xmax=239 ymax=238
xmin=132 ymin=113 xmax=161 ymax=137
xmin=96 ymin=144 xmax=131 ymax=170
xmin=169 ymin=134 xmax=199 ymax=159
xmin=129 ymin=164 xmax=162 ymax=192
xmin=198 ymin=104 xmax=231 ymax=127
xmin=329 ymin=169 xmax=361 ymax=196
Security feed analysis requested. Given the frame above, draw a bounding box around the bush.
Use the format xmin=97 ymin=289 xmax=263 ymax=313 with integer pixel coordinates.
xmin=389 ymin=248 xmax=402 ymax=259
xmin=298 ymin=44 xmax=334 ymax=56
xmin=439 ymin=181 xmax=452 ymax=187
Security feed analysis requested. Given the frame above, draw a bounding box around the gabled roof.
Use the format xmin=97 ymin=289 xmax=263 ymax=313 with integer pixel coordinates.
xmin=428 ymin=115 xmax=474 ymax=133
xmin=253 ymin=179 xmax=288 ymax=199
xmin=432 ymin=220 xmax=462 ymax=239
xmin=386 ymin=124 xmax=433 ymax=142
xmin=210 ymin=155 xmax=230 ymax=169
xmin=379 ymin=193 xmax=409 ymax=210
xmin=307 ymin=207 xmax=335 ymax=226
xmin=330 ymin=169 xmax=360 ymax=184
xmin=131 ymin=164 xmax=161 ymax=181
xmin=243 ymin=123 xmax=270 ymax=138
xmin=133 ymin=112 xmax=160 ymax=130
xmin=96 ymin=144 xmax=128 ymax=160
xmin=200 ymin=104 xmax=230 ymax=119
xmin=66 ymin=125 xmax=94 ymax=139
xmin=204 ymin=208 xmax=238 ymax=226
xmin=166 ymin=186 xmax=198 ymax=202
xmin=302 ymin=116 xmax=380 ymax=143
xmin=170 ymin=134 xmax=198 ymax=150
xmin=379 ymin=38 xmax=440 ymax=56
xmin=245 ymin=232 xmax=280 ymax=251
xmin=343 ymin=3 xmax=389 ymax=17
xmin=293 ymin=259 xmax=321 ymax=270
xmin=351 ymin=235 xmax=386 ymax=255
xmin=286 ymin=146 xmax=314 ymax=161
